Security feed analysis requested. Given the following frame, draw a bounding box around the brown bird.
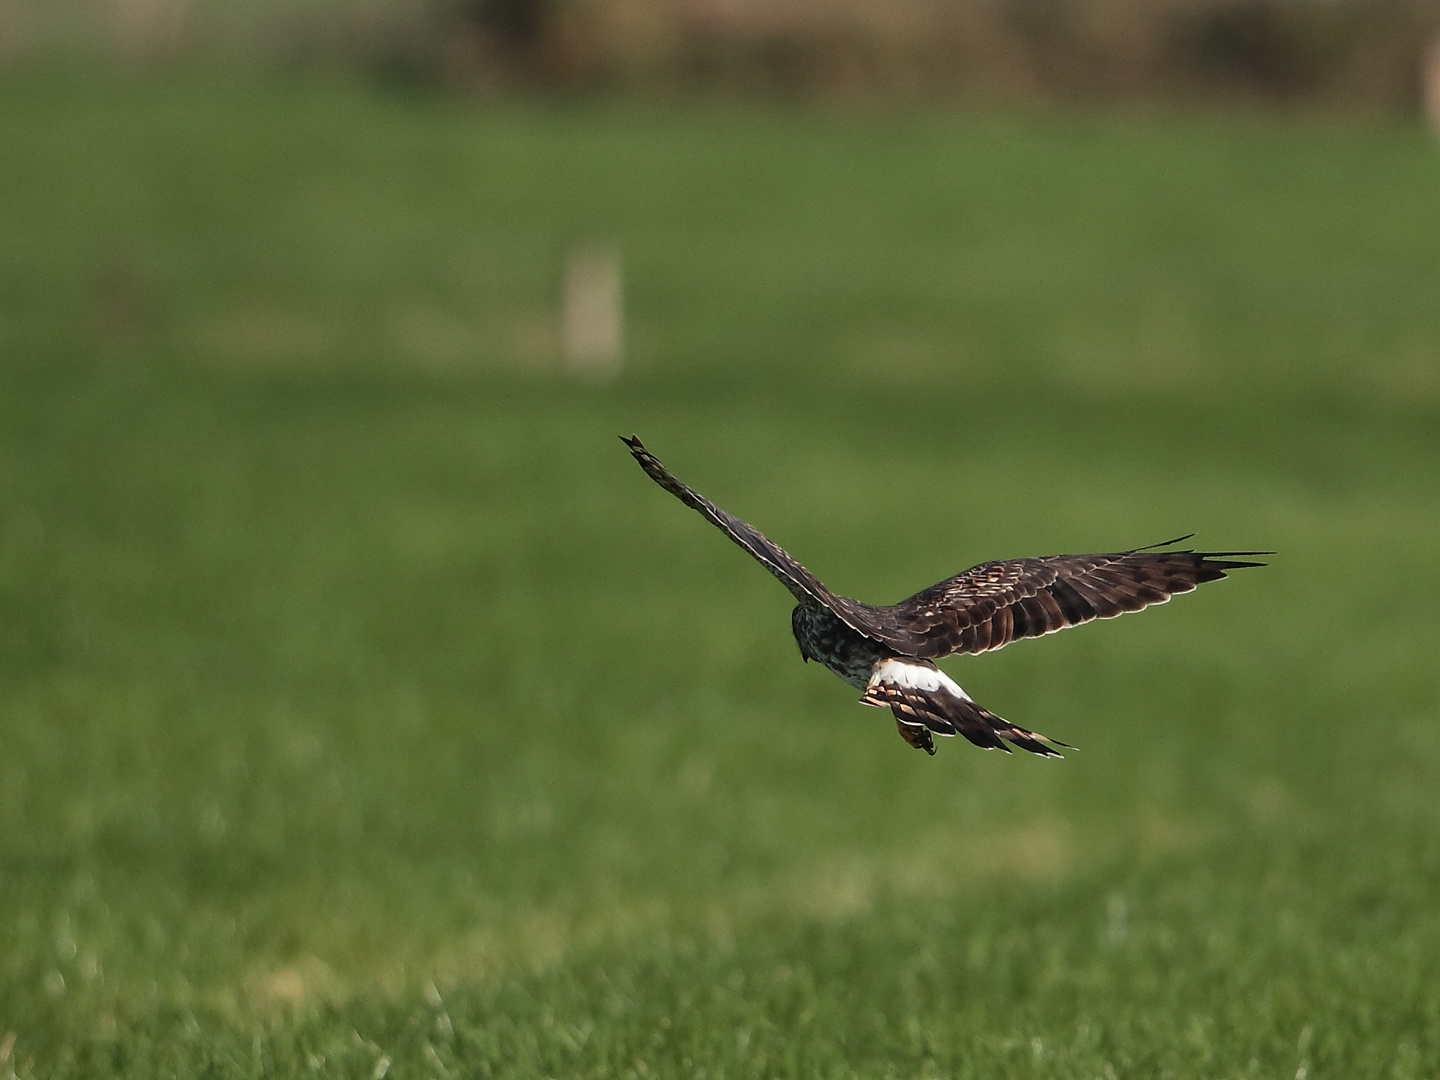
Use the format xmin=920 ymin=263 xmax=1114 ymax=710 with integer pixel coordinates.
xmin=623 ymin=435 xmax=1268 ymax=756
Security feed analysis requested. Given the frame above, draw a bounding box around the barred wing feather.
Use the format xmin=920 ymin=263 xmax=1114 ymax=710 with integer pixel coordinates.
xmin=622 ymin=435 xmax=844 ymax=609
xmin=847 ymin=545 xmax=1270 ymax=659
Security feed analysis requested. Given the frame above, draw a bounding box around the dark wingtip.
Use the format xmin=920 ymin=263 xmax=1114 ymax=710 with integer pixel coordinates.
xmin=1135 ymin=533 xmax=1196 ymax=552
xmin=620 ymin=433 xmax=644 ymax=450
xmin=1134 ymin=533 xmax=1275 ymax=574
xmin=1134 ymin=535 xmax=1275 ymax=567
xmin=1199 ymin=552 xmax=1275 ymax=574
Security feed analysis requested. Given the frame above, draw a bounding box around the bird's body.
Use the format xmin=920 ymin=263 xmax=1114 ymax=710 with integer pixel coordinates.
xmin=623 ymin=435 xmax=1267 ymax=756
xmin=791 ymin=602 xmax=891 ymax=688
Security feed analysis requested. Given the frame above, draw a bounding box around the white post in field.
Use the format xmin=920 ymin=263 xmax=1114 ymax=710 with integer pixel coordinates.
xmin=110 ymin=0 xmax=187 ymax=57
xmin=561 ymin=245 xmax=623 ymax=378
xmin=1423 ymin=37 xmax=1440 ymax=136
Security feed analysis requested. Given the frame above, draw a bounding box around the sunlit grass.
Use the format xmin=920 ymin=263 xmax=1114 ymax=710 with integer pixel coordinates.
xmin=1 ymin=77 xmax=1438 ymax=1077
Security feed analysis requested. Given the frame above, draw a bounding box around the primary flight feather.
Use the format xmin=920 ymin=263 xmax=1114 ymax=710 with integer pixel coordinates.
xmin=623 ymin=435 xmax=1268 ymax=756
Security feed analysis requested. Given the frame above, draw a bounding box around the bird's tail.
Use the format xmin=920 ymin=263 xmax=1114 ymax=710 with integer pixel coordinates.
xmin=859 ymin=658 xmax=1070 ymax=758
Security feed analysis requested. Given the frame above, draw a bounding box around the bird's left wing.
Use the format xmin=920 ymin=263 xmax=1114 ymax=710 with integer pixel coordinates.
xmin=623 ymin=435 xmax=849 ymax=610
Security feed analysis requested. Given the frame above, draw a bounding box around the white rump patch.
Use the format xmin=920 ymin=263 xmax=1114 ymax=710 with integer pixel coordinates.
xmin=870 ymin=658 xmax=972 ymax=702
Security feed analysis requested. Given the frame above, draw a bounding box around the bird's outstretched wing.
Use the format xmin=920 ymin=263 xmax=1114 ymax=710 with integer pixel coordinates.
xmin=622 ymin=435 xmax=847 ymax=609
xmin=846 ymin=541 xmax=1270 ymax=659
xmin=623 ymin=436 xmax=1268 ymax=662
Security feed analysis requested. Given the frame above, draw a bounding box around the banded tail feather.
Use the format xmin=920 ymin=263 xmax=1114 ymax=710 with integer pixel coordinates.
xmin=859 ymin=658 xmax=1071 ymax=758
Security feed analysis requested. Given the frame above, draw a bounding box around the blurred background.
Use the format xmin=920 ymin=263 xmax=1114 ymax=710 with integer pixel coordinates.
xmin=2 ymin=2 xmax=1439 ymax=1077
xmin=6 ymin=0 xmax=1440 ymax=107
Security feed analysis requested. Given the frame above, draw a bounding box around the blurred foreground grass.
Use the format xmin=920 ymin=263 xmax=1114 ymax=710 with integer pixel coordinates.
xmin=1 ymin=78 xmax=1439 ymax=1077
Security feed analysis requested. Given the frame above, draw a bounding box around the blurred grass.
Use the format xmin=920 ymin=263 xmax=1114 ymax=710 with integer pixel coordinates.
xmin=1 ymin=76 xmax=1439 ymax=1077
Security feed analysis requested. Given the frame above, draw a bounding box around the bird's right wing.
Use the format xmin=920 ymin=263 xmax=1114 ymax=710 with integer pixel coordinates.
xmin=622 ymin=435 xmax=846 ymax=609
xmin=846 ymin=541 xmax=1269 ymax=659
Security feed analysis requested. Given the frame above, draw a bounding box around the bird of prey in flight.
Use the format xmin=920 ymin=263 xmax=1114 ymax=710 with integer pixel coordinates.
xmin=623 ymin=435 xmax=1268 ymax=757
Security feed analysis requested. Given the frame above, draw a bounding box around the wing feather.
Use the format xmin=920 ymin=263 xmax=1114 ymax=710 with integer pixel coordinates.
xmin=843 ymin=545 xmax=1270 ymax=659
xmin=1047 ymin=577 xmax=1095 ymax=623
xmin=625 ymin=437 xmax=1268 ymax=663
xmin=622 ymin=436 xmax=856 ymax=613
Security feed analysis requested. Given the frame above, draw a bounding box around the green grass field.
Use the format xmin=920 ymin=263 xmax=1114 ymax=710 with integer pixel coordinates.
xmin=2 ymin=77 xmax=1439 ymax=1077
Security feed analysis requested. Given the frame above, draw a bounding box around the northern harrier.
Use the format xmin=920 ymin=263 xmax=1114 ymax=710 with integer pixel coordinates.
xmin=624 ymin=435 xmax=1269 ymax=756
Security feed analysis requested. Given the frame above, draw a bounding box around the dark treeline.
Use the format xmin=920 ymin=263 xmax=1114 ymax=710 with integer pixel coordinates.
xmin=10 ymin=0 xmax=1440 ymax=111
